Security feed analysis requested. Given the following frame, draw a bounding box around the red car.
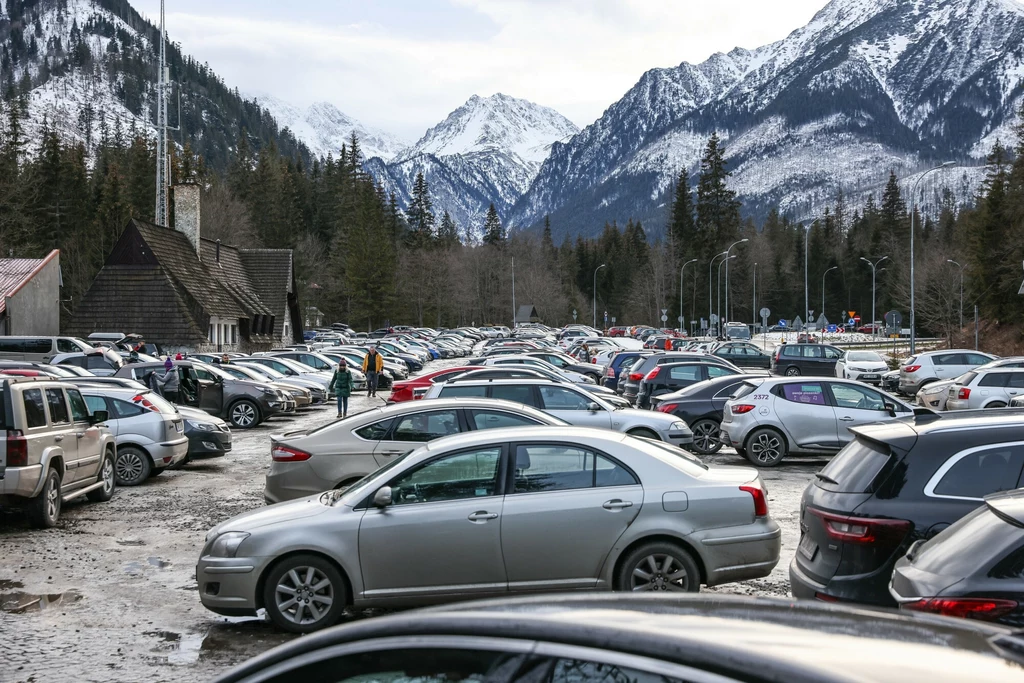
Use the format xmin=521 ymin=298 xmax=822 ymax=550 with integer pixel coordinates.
xmin=606 ymin=326 xmax=628 ymax=337
xmin=389 ymin=366 xmax=478 ymax=403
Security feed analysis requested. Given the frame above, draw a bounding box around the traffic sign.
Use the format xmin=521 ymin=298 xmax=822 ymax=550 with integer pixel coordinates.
xmin=759 ymin=307 xmax=771 ymax=319
xmin=827 ymin=324 xmax=838 ymax=333
xmin=661 ymin=309 xmax=668 ymax=316
xmin=710 ymin=314 xmax=719 ymax=324
xmin=848 ymin=310 xmax=856 ymax=319
xmin=793 ymin=316 xmax=804 ymax=330
xmin=778 ymin=319 xmax=788 ymax=328
xmin=677 ymin=316 xmax=684 ymax=323
xmin=572 ymin=309 xmax=577 ymax=322
xmin=848 ymin=318 xmax=856 ymax=326
xmin=611 ymin=317 xmax=616 ymax=324
xmin=661 ymin=314 xmax=668 ymax=322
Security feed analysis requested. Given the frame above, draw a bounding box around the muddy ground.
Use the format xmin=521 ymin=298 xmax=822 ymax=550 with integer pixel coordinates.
xmin=0 ymin=360 xmax=823 ymax=682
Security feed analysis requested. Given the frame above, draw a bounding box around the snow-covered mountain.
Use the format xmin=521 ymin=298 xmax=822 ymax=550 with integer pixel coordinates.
xmin=249 ymin=93 xmax=408 ymax=162
xmin=512 ymin=0 xmax=1024 ymax=239
xmin=366 ymin=93 xmax=579 ymax=240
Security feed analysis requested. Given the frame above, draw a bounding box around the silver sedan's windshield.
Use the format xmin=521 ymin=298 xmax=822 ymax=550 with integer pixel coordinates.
xmin=327 ymin=452 xmax=414 ymax=506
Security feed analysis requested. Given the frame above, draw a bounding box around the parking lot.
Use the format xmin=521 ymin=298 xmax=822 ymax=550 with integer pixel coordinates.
xmin=0 ymin=356 xmax=823 ymax=682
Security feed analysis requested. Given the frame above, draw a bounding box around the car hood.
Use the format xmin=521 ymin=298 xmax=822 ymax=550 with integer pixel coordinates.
xmin=616 ymin=407 xmax=685 ymax=427
xmin=210 ymin=495 xmax=329 ymax=535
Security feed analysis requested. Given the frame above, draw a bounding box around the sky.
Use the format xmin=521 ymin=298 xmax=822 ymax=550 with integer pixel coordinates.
xmin=132 ymin=0 xmax=832 ymax=142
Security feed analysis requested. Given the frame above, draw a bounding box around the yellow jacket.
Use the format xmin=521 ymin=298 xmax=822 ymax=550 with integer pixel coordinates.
xmin=363 ymin=350 xmax=384 ymax=373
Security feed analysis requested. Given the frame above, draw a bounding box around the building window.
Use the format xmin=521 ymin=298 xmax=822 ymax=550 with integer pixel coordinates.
xmin=231 ymin=325 xmax=237 ymax=345
xmin=208 ymin=325 xmax=214 ymax=343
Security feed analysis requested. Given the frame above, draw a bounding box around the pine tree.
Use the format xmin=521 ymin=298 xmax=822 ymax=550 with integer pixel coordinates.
xmin=437 ymin=210 xmax=460 ymax=247
xmin=405 ymin=171 xmax=435 ymax=248
xmin=695 ymin=134 xmax=741 ymax=264
xmin=668 ymin=168 xmax=696 ymax=256
xmin=482 ymin=203 xmax=504 ymax=246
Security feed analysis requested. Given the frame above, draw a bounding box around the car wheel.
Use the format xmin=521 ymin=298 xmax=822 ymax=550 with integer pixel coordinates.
xmin=262 ymin=554 xmax=348 ymax=633
xmin=615 ymin=542 xmax=700 ymax=593
xmin=626 ymin=427 xmax=660 ymax=441
xmin=690 ymin=419 xmax=722 ymax=455
xmin=229 ymin=400 xmax=261 ymax=429
xmin=745 ymin=428 xmax=787 ymax=467
xmin=28 ymin=468 xmax=62 ymax=528
xmin=87 ymin=452 xmax=116 ymax=502
xmin=586 ymin=372 xmax=601 ymax=382
xmin=988 ymin=401 xmax=1008 ymax=409
xmin=784 ymin=366 xmax=801 ymax=376
xmin=115 ymin=446 xmax=152 ymax=486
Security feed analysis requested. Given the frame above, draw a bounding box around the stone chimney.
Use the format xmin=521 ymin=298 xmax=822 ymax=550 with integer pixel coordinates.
xmin=173 ymin=183 xmax=202 ymax=258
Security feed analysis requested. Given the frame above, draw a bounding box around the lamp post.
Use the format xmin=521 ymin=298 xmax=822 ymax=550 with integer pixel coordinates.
xmin=593 ymin=263 xmax=606 ymax=329
xmin=679 ymin=258 xmax=697 ymax=333
xmin=910 ymin=161 xmax=956 ymax=353
xmin=860 ymin=256 xmax=888 ymax=338
xmin=725 ymin=238 xmax=748 ymax=324
xmin=804 ymin=224 xmax=811 ymax=331
xmin=717 ymin=255 xmax=736 ymax=334
xmin=947 ymin=259 xmax=965 ymax=330
xmin=709 ymin=251 xmax=727 ymax=335
xmin=822 ymin=266 xmax=838 ymax=327
xmin=752 ymin=262 xmax=758 ymax=330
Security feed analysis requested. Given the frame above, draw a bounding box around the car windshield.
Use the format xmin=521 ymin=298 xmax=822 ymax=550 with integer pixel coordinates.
xmin=642 ymin=439 xmax=708 ymax=470
xmin=194 ymin=363 xmax=236 ymax=381
xmin=848 ymin=352 xmax=884 ymax=362
xmin=241 ymin=363 xmax=283 ymax=380
xmin=324 ymin=451 xmax=415 ymax=506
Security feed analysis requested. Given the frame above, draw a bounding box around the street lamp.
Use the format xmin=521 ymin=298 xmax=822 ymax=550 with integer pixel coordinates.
xmin=752 ymin=262 xmax=758 ymax=330
xmin=718 ymin=255 xmax=736 ymax=334
xmin=709 ymin=251 xmax=728 ymax=335
xmin=725 ymin=238 xmax=748 ymax=323
xmin=910 ymin=161 xmax=956 ymax=353
xmin=593 ymin=263 xmax=606 ymax=329
xmin=947 ymin=259 xmax=965 ymax=330
xmin=679 ymin=258 xmax=697 ymax=332
xmin=860 ymin=256 xmax=888 ymax=338
xmin=804 ymin=223 xmax=811 ymax=330
xmin=822 ymin=266 xmax=838 ymax=326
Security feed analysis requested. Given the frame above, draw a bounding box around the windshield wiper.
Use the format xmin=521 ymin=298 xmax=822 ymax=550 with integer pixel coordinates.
xmin=815 ymin=473 xmax=839 ymax=485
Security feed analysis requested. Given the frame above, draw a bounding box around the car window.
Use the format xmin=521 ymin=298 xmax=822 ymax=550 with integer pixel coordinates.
xmin=389 ymin=447 xmax=502 ymax=505
xmin=86 ymin=356 xmax=114 ymax=370
xmin=830 ymin=383 xmax=887 ymax=411
xmin=713 ymin=380 xmax=746 ymax=399
xmin=440 ymin=385 xmax=488 ymax=398
xmin=490 ymin=384 xmax=536 ymax=405
xmin=933 ymin=445 xmax=1024 ymax=499
xmin=934 ymin=353 xmax=964 ymax=366
xmin=823 ymin=347 xmax=843 ymax=360
xmin=513 ymin=444 xmax=594 ymax=493
xmin=390 ymin=410 xmax=460 ymax=442
xmin=83 ymin=395 xmax=107 ymax=415
xmin=469 ymin=409 xmax=542 ymax=430
xmin=966 ymin=353 xmax=993 ymax=365
xmin=23 ymin=388 xmax=47 ymax=428
xmin=668 ymin=365 xmax=702 ymax=381
xmin=539 ymin=385 xmax=590 ymax=410
xmin=1009 ymin=374 xmax=1024 ymax=389
xmin=66 ymin=389 xmax=90 ymax=421
xmin=981 ymin=373 xmax=1010 ymax=388
xmin=780 ymin=383 xmax=827 ymax=406
xmin=354 ymin=419 xmax=394 ymax=441
xmin=782 ymin=346 xmax=800 ymax=357
xmin=112 ymin=398 xmax=147 ymax=419
xmin=802 ymin=346 xmax=823 ymax=358
xmin=56 ymin=339 xmax=78 ymax=354
xmin=278 ymin=645 xmax=525 ymax=681
xmin=707 ymin=365 xmax=736 ymax=378
xmin=45 ymin=388 xmax=70 ymax=424
xmin=431 ymin=370 xmax=467 ymax=383
xmin=194 ymin=367 xmax=215 ymax=381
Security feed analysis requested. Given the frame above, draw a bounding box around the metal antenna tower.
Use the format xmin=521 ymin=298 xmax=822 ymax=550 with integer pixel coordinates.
xmin=154 ymin=0 xmax=169 ymax=226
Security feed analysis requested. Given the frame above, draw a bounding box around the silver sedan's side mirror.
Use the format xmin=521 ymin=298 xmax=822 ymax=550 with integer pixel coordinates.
xmin=372 ymin=486 xmax=393 ymax=507
xmin=587 ymin=402 xmax=601 ymax=412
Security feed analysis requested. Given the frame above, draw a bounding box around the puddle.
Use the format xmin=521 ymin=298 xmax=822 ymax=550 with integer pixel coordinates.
xmin=148 ymin=556 xmax=172 ymax=568
xmin=0 ymin=579 xmax=25 ymax=591
xmin=125 ymin=557 xmax=172 ymax=575
xmin=0 ymin=590 xmax=81 ymax=614
xmin=145 ymin=629 xmax=205 ymax=664
xmin=117 ymin=539 xmax=147 ymax=546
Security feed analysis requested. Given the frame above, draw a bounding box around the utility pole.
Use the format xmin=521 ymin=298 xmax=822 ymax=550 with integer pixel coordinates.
xmin=752 ymin=262 xmax=757 ymax=331
xmin=822 ymin=266 xmax=838 ymax=326
xmin=679 ymin=258 xmax=697 ymax=333
xmin=860 ymin=257 xmax=888 ymax=339
xmin=709 ymin=252 xmax=727 ymax=336
xmin=910 ymin=161 xmax=955 ymax=353
xmin=803 ymin=224 xmax=810 ymax=331
xmin=593 ymin=264 xmax=606 ymax=329
xmin=511 ymin=256 xmax=516 ymax=329
xmin=725 ymin=238 xmax=747 ymax=324
xmin=947 ymin=259 xmax=965 ymax=330
xmin=154 ymin=0 xmax=169 ymax=226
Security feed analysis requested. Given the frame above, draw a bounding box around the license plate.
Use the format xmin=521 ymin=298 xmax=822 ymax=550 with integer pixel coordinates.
xmin=175 ymin=422 xmax=184 ymax=433
xmin=798 ymin=534 xmax=817 ymax=561
xmin=860 ymin=374 xmax=879 ymax=380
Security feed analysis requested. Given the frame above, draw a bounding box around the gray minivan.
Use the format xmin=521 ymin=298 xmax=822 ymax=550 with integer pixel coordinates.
xmin=0 ymin=337 xmax=95 ymax=363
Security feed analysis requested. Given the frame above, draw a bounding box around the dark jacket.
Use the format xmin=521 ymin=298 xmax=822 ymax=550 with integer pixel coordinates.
xmin=329 ymin=367 xmax=354 ymax=398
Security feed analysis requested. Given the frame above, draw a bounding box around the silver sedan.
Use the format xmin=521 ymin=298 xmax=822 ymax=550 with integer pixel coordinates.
xmin=199 ymin=426 xmax=780 ymax=632
xmin=264 ymin=398 xmax=566 ymax=503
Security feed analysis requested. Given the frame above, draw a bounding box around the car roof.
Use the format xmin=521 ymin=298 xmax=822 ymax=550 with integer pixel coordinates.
xmin=216 ymin=594 xmax=1022 ymax=683
xmin=77 ymin=385 xmax=150 ymax=397
xmin=421 ymin=424 xmax=626 ymax=452
xmin=370 ymin=398 xmax=563 ymax=422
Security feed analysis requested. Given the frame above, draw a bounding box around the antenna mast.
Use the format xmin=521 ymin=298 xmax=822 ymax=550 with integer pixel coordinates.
xmin=154 ymin=0 xmax=169 ymax=226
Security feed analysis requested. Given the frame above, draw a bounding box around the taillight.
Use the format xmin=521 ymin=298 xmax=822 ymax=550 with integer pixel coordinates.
xmin=132 ymin=394 xmax=159 ymax=412
xmin=740 ymin=483 xmax=769 ymax=516
xmin=657 ymin=403 xmax=679 ymax=414
xmin=605 ymin=366 xmax=615 ymax=377
xmin=809 ymin=508 xmax=911 ymax=545
xmin=6 ymin=429 xmax=27 ymax=467
xmin=903 ymin=597 xmax=1018 ymax=621
xmin=958 ymin=387 xmax=971 ymax=400
xmin=731 ymin=404 xmax=755 ymax=414
xmin=904 ymin=365 xmax=921 ymax=373
xmin=644 ymin=368 xmax=661 ymax=381
xmin=271 ymin=444 xmax=312 ymax=462
xmin=628 ymin=372 xmax=643 ymax=381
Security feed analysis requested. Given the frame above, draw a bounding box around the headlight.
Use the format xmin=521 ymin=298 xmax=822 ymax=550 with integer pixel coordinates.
xmin=186 ymin=419 xmax=217 ymax=431
xmin=260 ymin=386 xmax=276 ymax=395
xmin=289 ymin=389 xmax=303 ymax=397
xmin=206 ymin=531 xmax=249 ymax=557
xmin=670 ymin=421 xmax=690 ymax=432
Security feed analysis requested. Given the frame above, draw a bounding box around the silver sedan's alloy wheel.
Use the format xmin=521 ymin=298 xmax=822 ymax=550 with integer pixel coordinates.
xmin=691 ymin=419 xmax=722 ymax=454
xmin=230 ymin=402 xmax=258 ymax=428
xmin=274 ymin=566 xmax=335 ymax=626
xmin=630 ymin=553 xmax=691 ymax=591
xmin=785 ymin=367 xmax=801 ymax=376
xmin=749 ymin=430 xmax=785 ymax=466
xmin=115 ymin=449 xmax=150 ymax=485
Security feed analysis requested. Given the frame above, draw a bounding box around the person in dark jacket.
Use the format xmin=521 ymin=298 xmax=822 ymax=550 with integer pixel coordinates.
xmin=158 ymin=358 xmax=181 ymax=404
xmin=328 ymin=359 xmax=354 ymax=417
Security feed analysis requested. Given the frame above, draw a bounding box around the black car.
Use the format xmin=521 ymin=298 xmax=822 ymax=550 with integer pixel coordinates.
xmin=653 ymin=375 xmax=751 ymax=454
xmin=636 ymin=361 xmax=742 ymax=409
xmin=771 ymin=343 xmax=843 ymax=376
xmin=522 ymin=351 xmax=602 ymax=382
xmin=620 ymin=352 xmax=740 ymax=404
xmin=213 ymin=594 xmax=1024 ymax=683
xmin=714 ymin=342 xmax=772 ymax=369
xmin=178 ymin=406 xmax=232 ymax=461
xmin=791 ymin=410 xmax=1024 ymax=607
xmin=891 ymin=489 xmax=1024 ymax=627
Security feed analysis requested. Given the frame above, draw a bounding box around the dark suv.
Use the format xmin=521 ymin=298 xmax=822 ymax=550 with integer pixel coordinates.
xmin=791 ymin=410 xmax=1024 ymax=606
xmin=619 ymin=352 xmax=739 ymax=404
xmin=771 ymin=343 xmax=843 ymax=377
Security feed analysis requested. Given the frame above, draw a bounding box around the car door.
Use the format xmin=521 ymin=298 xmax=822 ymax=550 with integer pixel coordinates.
xmin=932 ymin=353 xmax=965 ymax=380
xmin=36 ymin=387 xmax=80 ymax=481
xmin=663 ymin=364 xmax=704 ymax=395
xmin=373 ymin=409 xmax=464 ymax=463
xmin=821 ymin=346 xmax=843 ymax=375
xmin=83 ymin=395 xmax=117 ymax=437
xmin=500 ymin=443 xmax=642 ymax=590
xmin=538 ymin=385 xmax=612 ymax=428
xmin=774 ymin=381 xmax=841 ymax=450
xmin=826 ymin=382 xmax=893 ymax=443
xmin=193 ymin=366 xmax=224 ymax=414
xmin=357 ymin=445 xmax=508 ymax=599
xmin=65 ymin=387 xmax=103 ymax=482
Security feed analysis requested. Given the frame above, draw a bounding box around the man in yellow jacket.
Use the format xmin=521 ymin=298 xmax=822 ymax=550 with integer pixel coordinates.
xmin=362 ymin=345 xmax=385 ymax=397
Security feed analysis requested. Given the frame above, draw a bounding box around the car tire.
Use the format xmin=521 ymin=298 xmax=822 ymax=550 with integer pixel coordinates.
xmin=262 ymin=554 xmax=348 ymax=634
xmin=784 ymin=366 xmax=801 ymax=376
xmin=615 ymin=541 xmax=700 ymax=593
xmin=744 ymin=428 xmax=788 ymax=467
xmin=585 ymin=372 xmax=601 ymax=382
xmin=28 ymin=468 xmax=62 ymax=528
xmin=115 ymin=446 xmax=152 ymax=486
xmin=229 ymin=400 xmax=261 ymax=429
xmin=690 ymin=419 xmax=723 ymax=455
xmin=87 ymin=452 xmax=117 ymax=503
xmin=627 ymin=427 xmax=660 ymax=441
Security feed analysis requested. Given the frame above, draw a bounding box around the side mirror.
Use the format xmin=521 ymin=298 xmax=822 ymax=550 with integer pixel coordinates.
xmin=372 ymin=486 xmax=393 ymax=508
xmin=90 ymin=410 xmax=108 ymax=425
xmin=587 ymin=402 xmax=601 ymax=413
xmin=884 ymin=402 xmax=897 ymax=418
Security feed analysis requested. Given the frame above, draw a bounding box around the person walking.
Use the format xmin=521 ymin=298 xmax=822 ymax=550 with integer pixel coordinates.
xmin=158 ymin=358 xmax=181 ymax=404
xmin=328 ymin=359 xmax=354 ymax=418
xmin=362 ymin=345 xmax=384 ymax=397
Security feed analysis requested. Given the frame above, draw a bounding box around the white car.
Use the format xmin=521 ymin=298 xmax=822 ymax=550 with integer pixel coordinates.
xmin=481 ymin=355 xmax=595 ymax=384
xmin=899 ymin=350 xmax=996 ymax=395
xmin=916 ymin=357 xmax=1024 ymax=410
xmin=946 ymin=367 xmax=1024 ymax=411
xmin=834 ymin=350 xmax=889 ymax=385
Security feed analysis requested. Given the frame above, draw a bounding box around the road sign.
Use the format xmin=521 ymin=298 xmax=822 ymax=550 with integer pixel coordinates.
xmin=808 ymin=310 xmax=815 ymax=318
xmin=848 ymin=318 xmax=856 ymax=326
xmin=759 ymin=307 xmax=771 ymax=319
xmin=848 ymin=310 xmax=856 ymax=319
xmin=661 ymin=314 xmax=668 ymax=322
xmin=677 ymin=316 xmax=684 ymax=323
xmin=661 ymin=309 xmax=668 ymax=316
xmin=572 ymin=309 xmax=577 ymax=322
xmin=827 ymin=324 xmax=838 ymax=333
xmin=885 ymin=310 xmax=902 ymax=327
xmin=793 ymin=316 xmax=804 ymax=330
xmin=779 ymin=319 xmax=788 ymax=328
xmin=611 ymin=317 xmax=616 ymax=324
xmin=710 ymin=314 xmax=719 ymax=324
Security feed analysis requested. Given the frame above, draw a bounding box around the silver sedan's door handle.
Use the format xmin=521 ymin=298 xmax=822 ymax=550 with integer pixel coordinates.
xmin=76 ymin=432 xmax=87 ymax=438
xmin=468 ymin=511 xmax=498 ymax=521
xmin=839 ymin=417 xmax=855 ymax=422
xmin=54 ymin=435 xmax=64 ymax=442
xmin=603 ymin=499 xmax=634 ymax=510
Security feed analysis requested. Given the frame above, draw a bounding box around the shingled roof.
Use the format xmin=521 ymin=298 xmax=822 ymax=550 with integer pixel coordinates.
xmin=239 ymin=249 xmax=294 ymax=338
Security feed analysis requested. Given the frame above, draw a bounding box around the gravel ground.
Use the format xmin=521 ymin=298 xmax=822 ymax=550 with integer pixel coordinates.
xmin=0 ymin=359 xmax=820 ymax=682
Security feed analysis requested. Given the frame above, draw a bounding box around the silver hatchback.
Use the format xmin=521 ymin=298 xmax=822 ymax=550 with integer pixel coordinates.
xmin=720 ymin=378 xmax=914 ymax=467
xmin=200 ymin=426 xmax=780 ymax=633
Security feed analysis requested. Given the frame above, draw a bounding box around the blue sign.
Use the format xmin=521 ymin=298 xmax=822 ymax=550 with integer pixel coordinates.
xmin=827 ymin=324 xmax=839 ymax=333
xmin=778 ymin=320 xmax=788 ymax=328
xmin=848 ymin=318 xmax=856 ymax=326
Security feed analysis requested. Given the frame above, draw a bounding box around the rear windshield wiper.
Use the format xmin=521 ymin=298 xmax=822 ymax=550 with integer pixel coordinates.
xmin=815 ymin=473 xmax=839 ymax=485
